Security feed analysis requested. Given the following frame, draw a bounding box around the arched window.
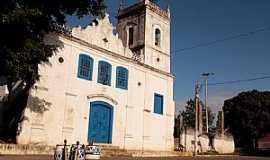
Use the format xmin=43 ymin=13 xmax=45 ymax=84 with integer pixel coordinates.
xmin=155 ymin=28 xmax=161 ymax=47
xmin=128 ymin=27 xmax=134 ymax=46
xmin=116 ymin=66 xmax=129 ymax=90
xmin=77 ymin=54 xmax=93 ymax=80
xmin=97 ymin=61 xmax=112 ymax=86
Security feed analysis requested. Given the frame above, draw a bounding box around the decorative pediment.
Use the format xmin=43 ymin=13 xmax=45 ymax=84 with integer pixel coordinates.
xmin=72 ymin=14 xmax=133 ymax=58
xmin=87 ymin=94 xmax=118 ymax=105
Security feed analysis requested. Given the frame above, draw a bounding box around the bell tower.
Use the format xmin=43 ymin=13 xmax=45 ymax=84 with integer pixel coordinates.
xmin=117 ymin=0 xmax=171 ymax=72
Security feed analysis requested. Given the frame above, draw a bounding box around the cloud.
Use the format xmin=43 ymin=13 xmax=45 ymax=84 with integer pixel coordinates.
xmin=208 ymin=95 xmax=231 ymax=113
xmin=207 ymin=90 xmax=240 ymax=113
xmin=174 ymin=90 xmax=239 ymax=119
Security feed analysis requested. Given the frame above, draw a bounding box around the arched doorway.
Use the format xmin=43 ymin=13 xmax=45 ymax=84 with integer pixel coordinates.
xmin=88 ymin=101 xmax=113 ymax=144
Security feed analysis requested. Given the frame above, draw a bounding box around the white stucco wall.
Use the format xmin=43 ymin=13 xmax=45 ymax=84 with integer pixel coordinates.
xmin=17 ymin=14 xmax=175 ymax=152
xmin=179 ymin=129 xmax=235 ymax=153
xmin=116 ymin=0 xmax=171 ymax=73
xmin=213 ymin=135 xmax=235 ymax=154
xmin=144 ymin=4 xmax=171 ymax=73
xmin=179 ymin=129 xmax=209 ymax=153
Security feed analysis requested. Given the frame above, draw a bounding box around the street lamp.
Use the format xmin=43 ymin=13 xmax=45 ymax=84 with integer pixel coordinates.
xmin=201 ymin=72 xmax=214 ymax=134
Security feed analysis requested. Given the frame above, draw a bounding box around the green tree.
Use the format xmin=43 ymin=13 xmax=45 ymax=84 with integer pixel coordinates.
xmin=181 ymin=99 xmax=196 ymax=129
xmin=0 ymin=0 xmax=106 ymax=142
xmin=223 ymin=90 xmax=270 ymax=150
xmin=179 ymin=99 xmax=215 ymax=131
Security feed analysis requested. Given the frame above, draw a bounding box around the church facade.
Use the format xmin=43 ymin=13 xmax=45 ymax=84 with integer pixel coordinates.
xmin=17 ymin=0 xmax=175 ymax=151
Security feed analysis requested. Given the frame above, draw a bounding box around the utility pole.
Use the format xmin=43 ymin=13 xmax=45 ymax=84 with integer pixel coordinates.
xmin=194 ymin=82 xmax=199 ymax=156
xmin=205 ymin=76 xmax=208 ymax=134
xmin=198 ymin=97 xmax=203 ymax=135
xmin=202 ymin=72 xmax=214 ymax=134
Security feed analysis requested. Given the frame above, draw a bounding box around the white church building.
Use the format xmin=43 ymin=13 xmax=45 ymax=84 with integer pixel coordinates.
xmin=18 ymin=0 xmax=175 ymax=151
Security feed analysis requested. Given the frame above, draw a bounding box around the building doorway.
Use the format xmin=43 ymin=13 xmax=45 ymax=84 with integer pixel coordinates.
xmin=88 ymin=101 xmax=113 ymax=144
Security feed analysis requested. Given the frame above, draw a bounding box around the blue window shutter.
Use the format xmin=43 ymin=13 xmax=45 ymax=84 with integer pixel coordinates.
xmin=98 ymin=61 xmax=112 ymax=86
xmin=108 ymin=63 xmax=112 ymax=85
xmin=97 ymin=61 xmax=102 ymax=83
xmin=89 ymin=57 xmax=93 ymax=80
xmin=77 ymin=54 xmax=93 ymax=80
xmin=154 ymin=94 xmax=164 ymax=115
xmin=78 ymin=55 xmax=83 ymax=77
xmin=116 ymin=66 xmax=128 ymax=90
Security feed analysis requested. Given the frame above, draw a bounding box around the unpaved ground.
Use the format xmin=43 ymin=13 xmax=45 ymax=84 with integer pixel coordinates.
xmin=1 ymin=155 xmax=270 ymax=160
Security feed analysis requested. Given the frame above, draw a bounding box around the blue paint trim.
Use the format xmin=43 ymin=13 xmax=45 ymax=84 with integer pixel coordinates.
xmin=154 ymin=93 xmax=164 ymax=115
xmin=116 ymin=66 xmax=129 ymax=90
xmin=88 ymin=101 xmax=114 ymax=144
xmin=97 ymin=61 xmax=112 ymax=86
xmin=77 ymin=54 xmax=93 ymax=81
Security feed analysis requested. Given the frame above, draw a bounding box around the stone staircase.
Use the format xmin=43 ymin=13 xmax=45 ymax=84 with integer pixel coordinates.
xmin=96 ymin=144 xmax=193 ymax=157
xmin=0 ymin=144 xmax=55 ymax=155
xmin=0 ymin=143 xmax=192 ymax=157
xmin=95 ymin=144 xmax=132 ymax=157
xmin=0 ymin=143 xmax=131 ymax=157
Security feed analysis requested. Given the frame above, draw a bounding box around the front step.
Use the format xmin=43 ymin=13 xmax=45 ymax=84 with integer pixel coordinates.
xmin=101 ymin=149 xmax=131 ymax=157
xmin=128 ymin=150 xmax=193 ymax=157
xmin=0 ymin=144 xmax=54 ymax=155
xmin=93 ymin=144 xmax=192 ymax=157
xmin=0 ymin=143 xmax=192 ymax=157
xmin=93 ymin=144 xmax=131 ymax=157
xmin=93 ymin=143 xmax=120 ymax=150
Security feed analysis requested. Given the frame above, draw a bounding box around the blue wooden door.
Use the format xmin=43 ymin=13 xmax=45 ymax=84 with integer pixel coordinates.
xmin=88 ymin=101 xmax=113 ymax=144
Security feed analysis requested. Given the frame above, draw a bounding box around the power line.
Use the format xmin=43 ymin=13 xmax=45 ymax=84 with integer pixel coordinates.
xmin=172 ymin=26 xmax=270 ymax=53
xmin=206 ymin=75 xmax=270 ymax=86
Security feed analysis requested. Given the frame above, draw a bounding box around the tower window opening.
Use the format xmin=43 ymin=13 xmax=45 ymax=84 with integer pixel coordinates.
xmin=128 ymin=27 xmax=134 ymax=46
xmin=155 ymin=28 xmax=161 ymax=47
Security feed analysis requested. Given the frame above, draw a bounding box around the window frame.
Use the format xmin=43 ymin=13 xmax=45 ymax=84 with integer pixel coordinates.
xmin=97 ymin=60 xmax=112 ymax=86
xmin=154 ymin=93 xmax=164 ymax=115
xmin=77 ymin=54 xmax=94 ymax=81
xmin=116 ymin=66 xmax=129 ymax=90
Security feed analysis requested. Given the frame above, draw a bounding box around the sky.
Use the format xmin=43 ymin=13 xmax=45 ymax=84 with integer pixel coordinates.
xmin=67 ymin=0 xmax=270 ymax=115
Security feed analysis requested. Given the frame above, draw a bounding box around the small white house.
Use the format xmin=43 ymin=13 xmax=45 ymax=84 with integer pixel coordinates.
xmin=17 ymin=0 xmax=175 ymax=152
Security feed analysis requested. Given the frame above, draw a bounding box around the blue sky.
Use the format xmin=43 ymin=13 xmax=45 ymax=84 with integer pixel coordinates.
xmin=67 ymin=0 xmax=270 ymax=114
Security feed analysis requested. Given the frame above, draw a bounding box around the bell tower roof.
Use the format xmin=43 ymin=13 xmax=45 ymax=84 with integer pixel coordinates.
xmin=117 ymin=0 xmax=170 ymax=20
